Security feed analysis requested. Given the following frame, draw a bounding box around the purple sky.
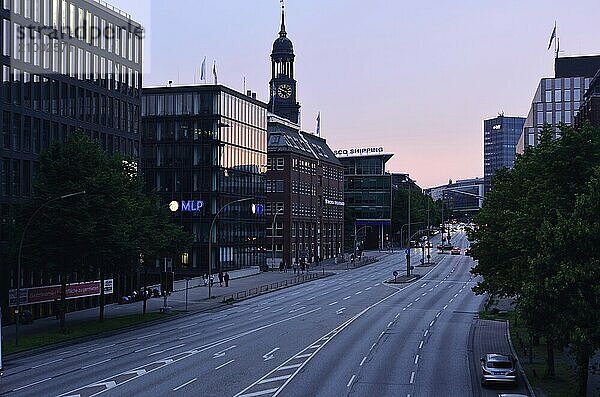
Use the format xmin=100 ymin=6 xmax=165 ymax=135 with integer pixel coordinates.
xmin=111 ymin=0 xmax=600 ymax=188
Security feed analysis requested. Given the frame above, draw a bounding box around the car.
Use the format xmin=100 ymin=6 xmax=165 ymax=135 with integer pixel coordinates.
xmin=464 ymin=247 xmax=471 ymax=256
xmin=480 ymin=353 xmax=518 ymax=387
xmin=450 ymin=247 xmax=461 ymax=255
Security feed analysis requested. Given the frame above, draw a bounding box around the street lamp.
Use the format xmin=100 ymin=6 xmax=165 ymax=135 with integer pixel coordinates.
xmin=271 ymin=207 xmax=283 ymax=271
xmin=208 ymin=197 xmax=252 ymax=299
xmin=353 ymin=224 xmax=372 ymax=266
xmin=15 ymin=190 xmax=86 ymax=346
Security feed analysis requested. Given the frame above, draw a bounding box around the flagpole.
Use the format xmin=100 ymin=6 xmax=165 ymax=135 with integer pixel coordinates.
xmin=554 ymin=21 xmax=558 ymax=59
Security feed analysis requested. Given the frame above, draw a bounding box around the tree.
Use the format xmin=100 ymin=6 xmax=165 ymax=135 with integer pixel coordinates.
xmin=469 ymin=123 xmax=600 ymax=380
xmin=17 ymin=131 xmax=191 ymax=325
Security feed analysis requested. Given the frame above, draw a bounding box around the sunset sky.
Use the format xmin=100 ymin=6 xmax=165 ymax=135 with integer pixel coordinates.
xmin=111 ymin=0 xmax=600 ymax=187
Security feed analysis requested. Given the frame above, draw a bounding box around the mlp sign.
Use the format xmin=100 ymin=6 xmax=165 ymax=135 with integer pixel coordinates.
xmin=333 ymin=146 xmax=384 ymax=156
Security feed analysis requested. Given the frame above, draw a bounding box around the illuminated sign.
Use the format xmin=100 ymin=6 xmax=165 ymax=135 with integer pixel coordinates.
xmin=180 ymin=200 xmax=204 ymax=212
xmin=252 ymin=203 xmax=265 ymax=215
xmin=492 ymin=125 xmax=502 ymax=130
xmin=325 ymin=199 xmax=345 ymax=206
xmin=333 ymin=147 xmax=384 ymax=156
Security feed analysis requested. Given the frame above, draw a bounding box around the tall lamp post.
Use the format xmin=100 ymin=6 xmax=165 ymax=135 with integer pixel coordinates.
xmin=15 ymin=190 xmax=86 ymax=346
xmin=271 ymin=208 xmax=283 ymax=271
xmin=353 ymin=224 xmax=372 ymax=265
xmin=208 ymin=197 xmax=252 ymax=299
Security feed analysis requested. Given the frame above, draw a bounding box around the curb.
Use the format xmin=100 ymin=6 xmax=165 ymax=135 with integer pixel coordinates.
xmin=506 ymin=320 xmax=537 ymax=397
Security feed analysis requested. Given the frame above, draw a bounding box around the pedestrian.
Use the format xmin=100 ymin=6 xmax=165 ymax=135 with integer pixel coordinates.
xmin=293 ymin=262 xmax=298 ymax=274
xmin=218 ymin=271 xmax=224 ymax=287
xmin=279 ymin=260 xmax=284 ymax=272
xmin=53 ymin=299 xmax=59 ymax=319
xmin=224 ymin=272 xmax=230 ymax=287
xmin=203 ymin=274 xmax=208 ymax=287
xmin=210 ymin=275 xmax=214 ymax=287
xmin=284 ymin=261 xmax=288 ymax=273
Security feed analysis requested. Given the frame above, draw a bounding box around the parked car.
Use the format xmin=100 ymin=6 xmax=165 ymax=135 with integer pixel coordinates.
xmin=480 ymin=353 xmax=518 ymax=387
xmin=450 ymin=247 xmax=461 ymax=255
xmin=464 ymin=247 xmax=471 ymax=256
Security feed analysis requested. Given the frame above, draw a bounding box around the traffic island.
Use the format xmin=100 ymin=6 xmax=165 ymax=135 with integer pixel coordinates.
xmin=384 ymin=274 xmax=422 ymax=284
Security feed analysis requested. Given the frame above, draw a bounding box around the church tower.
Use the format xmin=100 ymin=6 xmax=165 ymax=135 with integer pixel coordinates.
xmin=268 ymin=3 xmax=301 ymax=124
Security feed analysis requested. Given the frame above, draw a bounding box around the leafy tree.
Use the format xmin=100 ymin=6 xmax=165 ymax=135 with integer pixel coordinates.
xmin=469 ymin=123 xmax=600 ymax=380
xmin=17 ymin=131 xmax=191 ymax=326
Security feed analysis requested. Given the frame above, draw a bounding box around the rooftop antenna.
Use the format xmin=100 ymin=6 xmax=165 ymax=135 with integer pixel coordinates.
xmin=168 ymin=80 xmax=173 ymax=87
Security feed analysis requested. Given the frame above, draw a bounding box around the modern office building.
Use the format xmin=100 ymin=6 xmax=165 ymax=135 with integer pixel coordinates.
xmin=338 ymin=153 xmax=392 ymax=252
xmin=1 ymin=0 xmax=142 ymax=316
xmin=427 ymin=178 xmax=484 ymax=220
xmin=575 ymin=69 xmax=600 ymax=128
xmin=141 ymin=85 xmax=268 ymax=276
xmin=518 ymin=55 xmax=600 ymax=151
xmin=265 ymin=5 xmax=344 ymax=269
xmin=483 ymin=115 xmax=525 ymax=193
xmin=391 ymin=173 xmax=421 ymax=192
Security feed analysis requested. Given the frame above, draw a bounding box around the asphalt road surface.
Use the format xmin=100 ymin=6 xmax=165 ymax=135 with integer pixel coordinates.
xmin=1 ymin=231 xmax=514 ymax=397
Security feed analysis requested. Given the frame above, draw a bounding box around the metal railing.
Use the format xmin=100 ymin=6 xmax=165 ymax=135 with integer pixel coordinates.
xmin=220 ymin=273 xmax=323 ymax=303
xmin=90 ymin=0 xmax=132 ymax=19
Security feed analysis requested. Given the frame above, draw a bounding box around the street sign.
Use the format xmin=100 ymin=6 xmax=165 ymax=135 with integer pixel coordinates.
xmin=393 ymin=271 xmax=398 ymax=277
xmin=405 ymin=249 xmax=410 ymax=255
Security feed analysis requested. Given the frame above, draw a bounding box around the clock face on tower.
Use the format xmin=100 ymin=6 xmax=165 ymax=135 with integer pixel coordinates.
xmin=277 ymin=84 xmax=293 ymax=99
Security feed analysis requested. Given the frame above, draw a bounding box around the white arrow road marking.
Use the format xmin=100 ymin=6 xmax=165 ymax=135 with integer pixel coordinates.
xmin=262 ymin=347 xmax=280 ymax=361
xmin=213 ymin=345 xmax=237 ymax=358
xmin=336 ymin=307 xmax=346 ymax=315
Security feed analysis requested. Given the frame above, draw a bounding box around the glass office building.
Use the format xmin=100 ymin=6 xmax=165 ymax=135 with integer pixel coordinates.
xmin=483 ymin=115 xmax=525 ymax=194
xmin=518 ymin=56 xmax=600 ymax=151
xmin=141 ymin=85 xmax=268 ymax=275
xmin=338 ymin=154 xmax=392 ymax=251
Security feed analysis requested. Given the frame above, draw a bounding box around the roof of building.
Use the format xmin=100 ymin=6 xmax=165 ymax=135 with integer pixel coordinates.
xmin=267 ymin=118 xmax=340 ymax=166
xmin=555 ymin=55 xmax=600 ymax=78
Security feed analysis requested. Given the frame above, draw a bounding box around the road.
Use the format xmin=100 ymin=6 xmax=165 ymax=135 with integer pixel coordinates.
xmin=0 ymin=231 xmax=522 ymax=397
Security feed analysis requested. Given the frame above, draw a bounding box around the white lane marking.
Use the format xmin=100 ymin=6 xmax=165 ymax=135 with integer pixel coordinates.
xmin=336 ymin=308 xmax=346 ymax=315
xmin=415 ymin=297 xmax=420 ymax=301
xmin=429 ymin=288 xmax=433 ymax=292
xmin=88 ymin=343 xmax=116 ymax=352
xmin=387 ymin=321 xmax=393 ymax=328
xmin=238 ymin=388 xmax=279 ymax=396
xmin=454 ymin=293 xmax=459 ymax=297
xmin=355 ymin=291 xmax=362 ymax=295
xmin=138 ymin=332 xmax=161 ymax=339
xmin=307 ymin=296 xmax=317 ymax=300
xmin=436 ymin=312 xmax=441 ymax=318
xmin=215 ymin=359 xmax=235 ymax=370
xmin=81 ymin=358 xmax=111 ymax=369
xmin=328 ymin=301 xmax=338 ymax=306
xmin=373 ymin=283 xmax=379 ymax=286
xmin=57 ymin=350 xmax=72 ymax=355
xmin=407 ymin=302 xmax=413 ymax=307
xmin=395 ymin=313 xmax=400 ymax=319
xmin=258 ymin=375 xmax=291 ymax=384
xmin=178 ymin=322 xmax=198 ymax=330
xmin=252 ymin=307 xmax=271 ymax=313
xmin=424 ymin=330 xmax=429 ymax=337
xmin=422 ymin=292 xmax=427 ymax=296
xmin=379 ymin=331 xmax=385 ymax=338
xmin=410 ymin=371 xmax=415 ymax=383
xmin=135 ymin=343 xmax=160 ymax=352
xmin=359 ymin=356 xmax=367 ymax=366
xmin=249 ymin=315 xmax=262 ymax=321
xmin=347 ymin=374 xmax=356 ymax=387
xmin=419 ymin=340 xmax=423 ymax=349
xmin=148 ymin=343 xmax=186 ymax=357
xmin=31 ymin=358 xmax=63 ymax=368
xmin=271 ymin=307 xmax=285 ymax=313
xmin=343 ymin=296 xmax=351 ymax=300
xmin=420 ymin=283 xmax=427 ymax=288
xmin=173 ymin=378 xmax=197 ymax=391
xmin=295 ymin=353 xmax=312 ymax=359
xmin=291 ymin=301 xmax=301 ymax=306
xmin=278 ymin=363 xmax=302 ymax=371
xmin=414 ymin=354 xmax=419 ymax=364
xmin=12 ymin=378 xmax=52 ymax=391
xmin=178 ymin=332 xmax=202 ymax=340
xmin=449 ymin=298 xmax=454 ymax=303
xmin=443 ymin=304 xmax=448 ymax=310
xmin=218 ymin=323 xmax=235 ymax=329
xmin=365 ymin=287 xmax=372 ymax=291
xmin=289 ymin=306 xmax=306 ymax=313
xmin=370 ymin=343 xmax=376 ymax=351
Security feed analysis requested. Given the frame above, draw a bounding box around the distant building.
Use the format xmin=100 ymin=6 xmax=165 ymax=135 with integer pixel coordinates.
xmin=391 ymin=173 xmax=421 ymax=192
xmin=337 ymin=153 xmax=393 ymax=252
xmin=141 ymin=85 xmax=268 ymax=276
xmin=267 ymin=115 xmax=344 ymax=268
xmin=518 ymin=55 xmax=600 ymax=152
xmin=574 ymin=69 xmax=600 ymax=128
xmin=426 ymin=178 xmax=484 ymax=220
xmin=265 ymin=6 xmax=344 ymax=268
xmin=483 ymin=115 xmax=525 ymax=193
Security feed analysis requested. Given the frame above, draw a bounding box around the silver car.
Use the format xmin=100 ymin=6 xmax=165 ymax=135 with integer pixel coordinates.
xmin=480 ymin=353 xmax=518 ymax=386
